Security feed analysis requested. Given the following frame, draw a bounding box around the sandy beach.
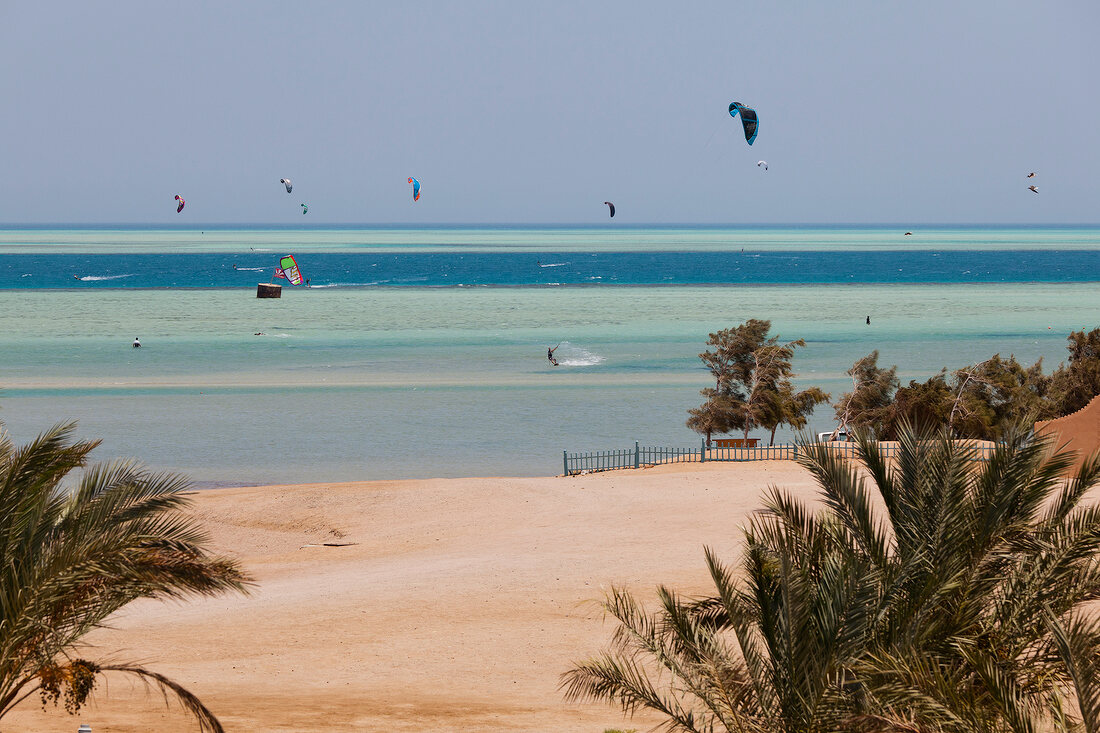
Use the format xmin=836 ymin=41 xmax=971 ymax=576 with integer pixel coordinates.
xmin=5 ymin=461 xmax=818 ymax=732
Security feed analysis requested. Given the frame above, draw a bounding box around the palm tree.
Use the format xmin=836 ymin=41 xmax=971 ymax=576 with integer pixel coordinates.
xmin=563 ymin=424 xmax=1100 ymax=733
xmin=825 ymin=426 xmax=1100 ymax=733
xmin=0 ymin=422 xmax=251 ymax=731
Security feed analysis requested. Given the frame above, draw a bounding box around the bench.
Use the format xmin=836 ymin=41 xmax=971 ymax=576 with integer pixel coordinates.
xmin=712 ymin=438 xmax=760 ymax=448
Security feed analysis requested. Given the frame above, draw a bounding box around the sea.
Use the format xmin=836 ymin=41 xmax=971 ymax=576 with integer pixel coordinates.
xmin=1 ymin=225 xmax=1097 ymax=487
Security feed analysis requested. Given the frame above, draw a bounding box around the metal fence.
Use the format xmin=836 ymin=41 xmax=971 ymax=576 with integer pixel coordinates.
xmin=563 ymin=440 xmax=1002 ymax=476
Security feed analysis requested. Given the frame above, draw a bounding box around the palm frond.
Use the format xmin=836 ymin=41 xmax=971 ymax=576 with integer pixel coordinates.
xmin=98 ymin=663 xmax=226 ymax=733
xmin=0 ymin=421 xmax=250 ymax=729
xmin=1044 ymin=609 xmax=1100 ymax=733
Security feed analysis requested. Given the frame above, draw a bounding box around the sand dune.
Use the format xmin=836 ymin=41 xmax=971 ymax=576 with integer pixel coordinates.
xmin=5 ymin=461 xmax=817 ymax=732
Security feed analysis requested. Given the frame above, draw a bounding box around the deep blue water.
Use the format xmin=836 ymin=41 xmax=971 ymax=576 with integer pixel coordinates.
xmin=4 ymin=250 xmax=1100 ymax=289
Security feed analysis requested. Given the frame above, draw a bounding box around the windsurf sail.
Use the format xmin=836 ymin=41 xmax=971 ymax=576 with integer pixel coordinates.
xmin=279 ymin=255 xmax=303 ymax=285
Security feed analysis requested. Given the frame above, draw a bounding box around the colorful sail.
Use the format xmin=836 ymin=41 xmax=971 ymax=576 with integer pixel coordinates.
xmin=279 ymin=255 xmax=303 ymax=286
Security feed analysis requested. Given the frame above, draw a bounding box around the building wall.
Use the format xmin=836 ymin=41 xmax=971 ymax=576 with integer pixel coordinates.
xmin=1034 ymin=395 xmax=1100 ymax=473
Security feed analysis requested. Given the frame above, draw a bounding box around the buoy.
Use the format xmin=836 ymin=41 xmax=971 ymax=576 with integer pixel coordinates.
xmin=257 ymin=283 xmax=282 ymax=299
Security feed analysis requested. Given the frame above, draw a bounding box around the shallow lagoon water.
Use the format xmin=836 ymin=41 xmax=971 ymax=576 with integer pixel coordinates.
xmin=1 ymin=227 xmax=1097 ymax=486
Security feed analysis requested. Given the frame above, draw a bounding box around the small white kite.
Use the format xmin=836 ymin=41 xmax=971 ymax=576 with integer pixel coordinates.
xmin=757 ymin=160 xmax=768 ymax=171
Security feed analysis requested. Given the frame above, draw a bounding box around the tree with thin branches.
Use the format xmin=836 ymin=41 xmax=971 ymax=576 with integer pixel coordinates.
xmin=0 ymin=421 xmax=251 ymax=731
xmin=688 ymin=320 xmax=822 ymax=442
xmin=834 ymin=351 xmax=899 ymax=438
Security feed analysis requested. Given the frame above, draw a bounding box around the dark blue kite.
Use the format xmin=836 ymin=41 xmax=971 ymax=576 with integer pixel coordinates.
xmin=728 ymin=102 xmax=759 ymax=145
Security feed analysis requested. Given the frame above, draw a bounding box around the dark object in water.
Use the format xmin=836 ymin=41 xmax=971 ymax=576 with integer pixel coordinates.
xmin=257 ymin=283 xmax=282 ymax=298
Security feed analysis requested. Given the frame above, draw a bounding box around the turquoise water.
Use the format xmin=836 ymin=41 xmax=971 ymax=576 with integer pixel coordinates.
xmin=0 ymin=227 xmax=1097 ymax=486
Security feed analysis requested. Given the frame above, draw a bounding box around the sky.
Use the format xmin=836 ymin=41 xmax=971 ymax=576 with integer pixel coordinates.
xmin=0 ymin=1 xmax=1097 ymax=224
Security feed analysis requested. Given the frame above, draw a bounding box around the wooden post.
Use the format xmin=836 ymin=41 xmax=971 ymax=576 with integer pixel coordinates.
xmin=257 ymin=283 xmax=282 ymax=298
xmin=634 ymin=441 xmax=640 ymax=469
xmin=563 ymin=450 xmax=569 ymax=477
xmin=700 ymin=437 xmax=706 ymax=463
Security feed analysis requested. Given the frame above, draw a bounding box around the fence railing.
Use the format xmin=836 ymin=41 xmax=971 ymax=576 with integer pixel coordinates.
xmin=563 ymin=440 xmax=1002 ymax=476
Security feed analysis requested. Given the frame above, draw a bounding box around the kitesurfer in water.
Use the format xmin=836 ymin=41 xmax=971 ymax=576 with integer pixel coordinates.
xmin=547 ymin=344 xmax=559 ymax=366
xmin=866 ymin=316 xmax=871 ymax=325
xmin=133 ymin=337 xmax=141 ymax=348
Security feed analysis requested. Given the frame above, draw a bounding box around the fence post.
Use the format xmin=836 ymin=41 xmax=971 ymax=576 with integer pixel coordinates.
xmin=700 ymin=437 xmax=706 ymax=463
xmin=563 ymin=450 xmax=568 ymax=477
xmin=634 ymin=441 xmax=640 ymax=469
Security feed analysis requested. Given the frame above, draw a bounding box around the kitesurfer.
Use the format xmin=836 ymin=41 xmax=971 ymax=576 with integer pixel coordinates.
xmin=133 ymin=337 xmax=141 ymax=348
xmin=547 ymin=344 xmax=559 ymax=366
xmin=866 ymin=316 xmax=870 ymax=325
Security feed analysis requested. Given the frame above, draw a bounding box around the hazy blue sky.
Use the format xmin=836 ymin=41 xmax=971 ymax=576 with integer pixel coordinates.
xmin=1 ymin=1 xmax=1096 ymax=224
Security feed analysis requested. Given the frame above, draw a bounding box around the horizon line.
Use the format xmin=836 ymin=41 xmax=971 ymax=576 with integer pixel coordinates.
xmin=2 ymin=222 xmax=1099 ymax=229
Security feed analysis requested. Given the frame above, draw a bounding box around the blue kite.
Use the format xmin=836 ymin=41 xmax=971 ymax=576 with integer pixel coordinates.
xmin=728 ymin=102 xmax=759 ymax=145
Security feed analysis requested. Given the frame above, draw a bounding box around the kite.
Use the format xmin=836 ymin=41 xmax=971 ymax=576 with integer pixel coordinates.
xmin=728 ymin=102 xmax=759 ymax=145
xmin=603 ymin=201 xmax=615 ymax=218
xmin=280 ymin=178 xmax=293 ymax=193
xmin=301 ymin=203 xmax=308 ymax=215
xmin=174 ymin=195 xmax=185 ymax=213
xmin=408 ymin=177 xmax=421 ymax=201
xmin=757 ymin=160 xmax=768 ymax=171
